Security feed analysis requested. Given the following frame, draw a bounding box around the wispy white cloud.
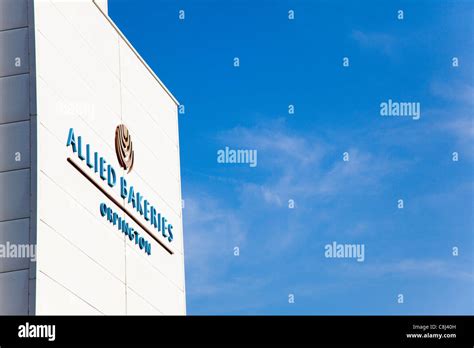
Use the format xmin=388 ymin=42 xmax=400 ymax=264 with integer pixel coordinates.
xmin=431 ymin=80 xmax=474 ymax=106
xmin=221 ymin=120 xmax=396 ymax=207
xmin=340 ymin=258 xmax=474 ymax=282
xmin=429 ymin=81 xmax=474 ymax=153
xmin=314 ymin=148 xmax=392 ymax=195
xmin=218 ymin=118 xmax=324 ymax=169
xmin=351 ymin=29 xmax=398 ymax=55
xmin=185 ymin=119 xmax=398 ymax=302
xmin=185 ymin=114 xmax=473 ymax=310
xmin=184 ymin=193 xmax=247 ymax=296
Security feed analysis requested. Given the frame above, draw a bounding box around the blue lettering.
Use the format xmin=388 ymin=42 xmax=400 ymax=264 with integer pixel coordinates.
xmin=107 ymin=208 xmax=113 ymax=223
xmin=144 ymin=200 xmax=150 ymax=221
xmin=99 ymin=157 xmax=107 ymax=181
xmin=135 ymin=231 xmax=140 ymax=244
xmin=128 ymin=186 xmax=136 ymax=208
xmin=136 ymin=192 xmax=144 ymax=215
xmin=77 ymin=136 xmax=85 ymax=160
xmin=161 ymin=217 xmax=167 ymax=238
xmin=167 ymin=224 xmax=174 ymax=242
xmin=100 ymin=203 xmax=107 ymax=216
xmin=94 ymin=152 xmax=99 ymax=173
xmin=66 ymin=128 xmax=77 ymax=152
xmin=86 ymin=144 xmax=93 ymax=168
xmin=144 ymin=241 xmax=151 ymax=255
xmin=150 ymin=206 xmax=157 ymax=228
xmin=120 ymin=177 xmax=128 ymax=199
xmin=107 ymin=165 xmax=116 ymax=187
xmin=99 ymin=203 xmax=152 ymax=256
xmin=121 ymin=220 xmax=129 ymax=235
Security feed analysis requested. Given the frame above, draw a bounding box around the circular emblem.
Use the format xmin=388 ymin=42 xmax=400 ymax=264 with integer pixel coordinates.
xmin=115 ymin=124 xmax=134 ymax=173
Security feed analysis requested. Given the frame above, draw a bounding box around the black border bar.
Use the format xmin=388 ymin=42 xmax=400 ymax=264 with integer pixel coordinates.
xmin=0 ymin=316 xmax=472 ymax=346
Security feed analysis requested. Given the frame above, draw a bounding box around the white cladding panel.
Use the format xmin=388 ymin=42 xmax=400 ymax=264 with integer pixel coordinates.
xmin=36 ymin=271 xmax=102 ymax=315
xmin=94 ymin=0 xmax=108 ymax=15
xmin=34 ymin=0 xmax=185 ymax=315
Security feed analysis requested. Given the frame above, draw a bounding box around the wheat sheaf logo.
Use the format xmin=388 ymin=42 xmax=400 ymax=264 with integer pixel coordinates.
xmin=115 ymin=124 xmax=134 ymax=173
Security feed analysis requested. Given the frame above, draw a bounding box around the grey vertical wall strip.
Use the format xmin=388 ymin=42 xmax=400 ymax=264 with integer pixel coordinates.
xmin=0 ymin=0 xmax=32 ymax=315
xmin=27 ymin=0 xmax=38 ymax=316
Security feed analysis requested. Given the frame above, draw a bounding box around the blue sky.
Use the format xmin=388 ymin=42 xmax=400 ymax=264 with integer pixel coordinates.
xmin=110 ymin=0 xmax=474 ymax=314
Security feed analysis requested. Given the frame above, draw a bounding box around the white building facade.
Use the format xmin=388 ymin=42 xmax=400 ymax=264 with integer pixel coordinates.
xmin=0 ymin=0 xmax=186 ymax=315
